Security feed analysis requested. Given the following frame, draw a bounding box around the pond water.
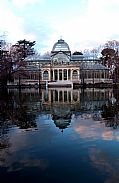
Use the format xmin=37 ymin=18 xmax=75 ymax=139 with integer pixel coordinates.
xmin=0 ymin=88 xmax=119 ymax=183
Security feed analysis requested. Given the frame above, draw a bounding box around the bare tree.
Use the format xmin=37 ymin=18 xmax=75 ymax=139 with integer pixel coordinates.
xmin=0 ymin=40 xmax=12 ymax=87
xmin=101 ymin=40 xmax=119 ymax=82
xmin=0 ymin=39 xmax=35 ymax=88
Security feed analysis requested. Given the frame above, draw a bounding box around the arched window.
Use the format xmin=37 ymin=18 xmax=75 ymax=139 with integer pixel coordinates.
xmin=43 ymin=71 xmax=49 ymax=80
xmin=52 ymin=52 xmax=70 ymax=64
xmin=72 ymin=70 xmax=78 ymax=79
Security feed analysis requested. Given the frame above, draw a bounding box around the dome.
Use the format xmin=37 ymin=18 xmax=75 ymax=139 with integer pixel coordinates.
xmin=52 ymin=38 xmax=70 ymax=52
xmin=51 ymin=105 xmax=72 ymax=131
xmin=53 ymin=118 xmax=71 ymax=131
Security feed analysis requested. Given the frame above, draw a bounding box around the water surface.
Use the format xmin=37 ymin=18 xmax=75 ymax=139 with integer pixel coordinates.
xmin=0 ymin=88 xmax=119 ymax=183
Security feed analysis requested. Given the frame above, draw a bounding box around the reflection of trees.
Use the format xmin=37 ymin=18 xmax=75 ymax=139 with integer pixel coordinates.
xmin=101 ymin=102 xmax=119 ymax=129
xmin=0 ymin=90 xmax=38 ymax=130
xmin=0 ymin=90 xmax=11 ymax=165
xmin=13 ymin=93 xmax=38 ymax=129
xmin=80 ymin=89 xmax=110 ymax=111
xmin=0 ymin=90 xmax=13 ymax=133
xmin=0 ymin=89 xmax=40 ymax=166
xmin=101 ymin=103 xmax=118 ymax=118
xmin=0 ymin=135 xmax=10 ymax=166
xmin=13 ymin=105 xmax=37 ymax=129
xmin=104 ymin=118 xmax=119 ymax=129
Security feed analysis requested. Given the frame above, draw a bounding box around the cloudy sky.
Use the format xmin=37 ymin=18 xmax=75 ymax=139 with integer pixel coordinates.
xmin=0 ymin=0 xmax=119 ymax=54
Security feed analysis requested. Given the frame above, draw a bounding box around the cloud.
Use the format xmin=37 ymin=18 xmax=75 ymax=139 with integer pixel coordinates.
xmin=11 ymin=0 xmax=44 ymax=7
xmin=0 ymin=0 xmax=37 ymax=44
xmin=1 ymin=0 xmax=119 ymax=53
xmin=74 ymin=115 xmax=119 ymax=141
xmin=89 ymin=147 xmax=119 ymax=183
xmin=45 ymin=0 xmax=119 ymax=52
xmin=0 ymin=0 xmax=53 ymax=53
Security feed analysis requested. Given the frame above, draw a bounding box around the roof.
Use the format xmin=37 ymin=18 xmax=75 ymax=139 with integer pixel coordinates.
xmin=71 ymin=54 xmax=84 ymax=61
xmin=25 ymin=55 xmax=51 ymax=62
xmin=52 ymin=38 xmax=70 ymax=52
xmin=80 ymin=62 xmax=109 ymax=70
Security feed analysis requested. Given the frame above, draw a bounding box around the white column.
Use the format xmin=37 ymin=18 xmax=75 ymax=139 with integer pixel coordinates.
xmin=49 ymin=90 xmax=51 ymax=102
xmin=71 ymin=70 xmax=73 ymax=80
xmin=41 ymin=71 xmax=43 ymax=81
xmin=78 ymin=70 xmax=80 ymax=80
xmin=57 ymin=69 xmax=59 ymax=81
xmin=48 ymin=70 xmax=50 ymax=80
xmin=53 ymin=69 xmax=54 ymax=81
xmin=57 ymin=69 xmax=59 ymax=80
xmin=58 ymin=90 xmax=59 ymax=102
xmin=62 ymin=91 xmax=64 ymax=102
xmin=69 ymin=69 xmax=71 ymax=80
xmin=62 ymin=69 xmax=63 ymax=80
xmin=71 ymin=90 xmax=73 ymax=102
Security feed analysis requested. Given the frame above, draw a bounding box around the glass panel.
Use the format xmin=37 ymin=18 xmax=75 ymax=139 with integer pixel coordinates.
xmin=43 ymin=71 xmax=49 ymax=80
xmin=54 ymin=70 xmax=58 ymax=80
xmin=51 ymin=70 xmax=53 ymax=81
xmin=73 ymin=91 xmax=78 ymax=101
xmin=52 ymin=52 xmax=70 ymax=64
xmin=59 ymin=70 xmax=62 ymax=80
xmin=68 ymin=69 xmax=71 ymax=80
xmin=44 ymin=91 xmax=49 ymax=102
xmin=59 ymin=91 xmax=63 ymax=101
xmin=64 ymin=69 xmax=67 ymax=80
xmin=72 ymin=70 xmax=78 ymax=79
xmin=64 ymin=91 xmax=67 ymax=102
xmin=55 ymin=90 xmax=58 ymax=101
xmin=68 ymin=91 xmax=71 ymax=102
xmin=51 ymin=90 xmax=53 ymax=102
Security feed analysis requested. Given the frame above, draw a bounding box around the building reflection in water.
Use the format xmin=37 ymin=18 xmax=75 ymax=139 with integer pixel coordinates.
xmin=40 ymin=88 xmax=113 ymax=131
xmin=0 ymin=88 xmax=117 ymax=134
xmin=40 ymin=88 xmax=80 ymax=132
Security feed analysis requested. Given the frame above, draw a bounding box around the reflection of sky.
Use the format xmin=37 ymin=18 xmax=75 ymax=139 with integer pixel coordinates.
xmin=72 ymin=115 xmax=119 ymax=183
xmin=1 ymin=108 xmax=119 ymax=182
xmin=73 ymin=115 xmax=119 ymax=141
xmin=89 ymin=147 xmax=119 ymax=183
xmin=0 ymin=114 xmax=67 ymax=171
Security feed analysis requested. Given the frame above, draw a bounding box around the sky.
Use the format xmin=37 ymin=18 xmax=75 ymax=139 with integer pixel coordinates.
xmin=0 ymin=0 xmax=119 ymax=54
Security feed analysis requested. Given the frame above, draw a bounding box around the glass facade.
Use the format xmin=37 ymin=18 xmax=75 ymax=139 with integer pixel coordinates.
xmin=18 ymin=38 xmax=112 ymax=86
xmin=52 ymin=52 xmax=70 ymax=63
xmin=52 ymin=38 xmax=70 ymax=52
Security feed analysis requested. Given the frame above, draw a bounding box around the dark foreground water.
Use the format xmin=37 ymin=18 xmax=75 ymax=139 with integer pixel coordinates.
xmin=0 ymin=88 xmax=119 ymax=183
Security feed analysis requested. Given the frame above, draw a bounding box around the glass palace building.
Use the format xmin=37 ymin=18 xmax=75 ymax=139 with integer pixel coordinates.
xmin=13 ymin=38 xmax=113 ymax=88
